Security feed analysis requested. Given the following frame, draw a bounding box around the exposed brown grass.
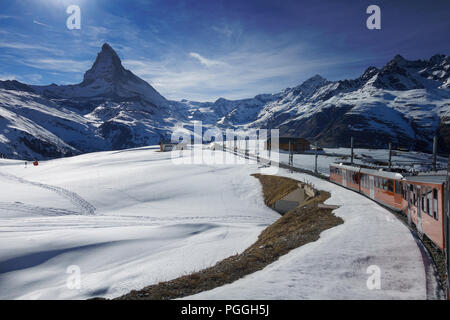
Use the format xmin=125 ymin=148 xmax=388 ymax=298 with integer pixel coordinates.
xmin=113 ymin=174 xmax=343 ymax=300
xmin=250 ymin=173 xmax=299 ymax=207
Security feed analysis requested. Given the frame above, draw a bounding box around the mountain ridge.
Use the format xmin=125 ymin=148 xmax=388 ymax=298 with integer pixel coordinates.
xmin=0 ymin=43 xmax=449 ymax=159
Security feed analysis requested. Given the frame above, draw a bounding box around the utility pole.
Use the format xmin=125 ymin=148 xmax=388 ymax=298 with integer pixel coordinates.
xmin=268 ymin=120 xmax=272 ymax=161
xmin=256 ymin=130 xmax=260 ymax=163
xmin=288 ymin=141 xmax=293 ymax=171
xmin=350 ymin=136 xmax=354 ymax=165
xmin=433 ymin=135 xmax=437 ymax=172
xmin=314 ymin=142 xmax=318 ymax=174
xmin=388 ymin=142 xmax=392 ymax=170
xmin=288 ymin=141 xmax=291 ymax=165
xmin=245 ymin=138 xmax=249 ymax=158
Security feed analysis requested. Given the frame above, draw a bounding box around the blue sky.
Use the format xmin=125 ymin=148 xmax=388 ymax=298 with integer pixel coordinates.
xmin=0 ymin=0 xmax=449 ymax=101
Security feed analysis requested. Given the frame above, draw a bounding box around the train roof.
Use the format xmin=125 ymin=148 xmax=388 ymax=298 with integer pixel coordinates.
xmin=331 ymin=163 xmax=403 ymax=180
xmin=403 ymin=175 xmax=447 ymax=185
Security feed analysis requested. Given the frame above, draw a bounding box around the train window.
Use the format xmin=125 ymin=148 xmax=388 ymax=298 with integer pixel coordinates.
xmin=395 ymin=181 xmax=402 ymax=195
xmin=387 ymin=180 xmax=393 ymax=192
xmin=426 ymin=187 xmax=432 ymax=215
xmin=421 ymin=191 xmax=424 ymax=211
xmin=433 ymin=188 xmax=438 ymax=220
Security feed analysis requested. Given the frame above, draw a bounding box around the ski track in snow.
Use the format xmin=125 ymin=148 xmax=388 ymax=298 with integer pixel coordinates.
xmin=0 ymin=202 xmax=79 ymax=217
xmin=0 ymin=171 xmax=96 ymax=216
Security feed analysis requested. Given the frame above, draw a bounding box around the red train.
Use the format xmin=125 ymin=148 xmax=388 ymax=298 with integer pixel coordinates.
xmin=329 ymin=163 xmax=448 ymax=251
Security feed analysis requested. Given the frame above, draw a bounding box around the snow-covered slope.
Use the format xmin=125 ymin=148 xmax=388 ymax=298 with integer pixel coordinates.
xmin=0 ymin=88 xmax=99 ymax=159
xmin=0 ymin=44 xmax=449 ymax=160
xmin=186 ymin=169 xmax=434 ymax=300
xmin=0 ymin=147 xmax=280 ymax=299
xmin=0 ymin=148 xmax=435 ymax=299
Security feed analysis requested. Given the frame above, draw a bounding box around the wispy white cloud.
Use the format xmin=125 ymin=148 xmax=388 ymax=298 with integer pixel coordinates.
xmin=0 ymin=15 xmax=15 ymax=20
xmin=20 ymin=58 xmax=91 ymax=73
xmin=211 ymin=21 xmax=244 ymax=39
xmin=0 ymin=74 xmax=20 ymax=81
xmin=123 ymin=39 xmax=374 ymax=102
xmin=23 ymin=73 xmax=43 ymax=83
xmin=189 ymin=52 xmax=224 ymax=67
xmin=0 ymin=42 xmax=63 ymax=55
xmin=33 ymin=20 xmax=49 ymax=27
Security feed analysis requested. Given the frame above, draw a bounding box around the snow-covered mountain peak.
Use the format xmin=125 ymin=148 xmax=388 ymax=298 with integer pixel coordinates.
xmin=300 ymin=74 xmax=328 ymax=87
xmin=282 ymin=74 xmax=331 ymax=102
xmin=31 ymin=43 xmax=168 ymax=107
xmin=81 ymin=42 xmax=126 ymax=85
xmin=1 ymin=49 xmax=449 ymax=160
xmin=428 ymin=53 xmax=448 ymax=66
xmin=0 ymin=80 xmax=35 ymax=93
xmin=391 ymin=54 xmax=407 ymax=65
xmin=361 ymin=66 xmax=379 ymax=81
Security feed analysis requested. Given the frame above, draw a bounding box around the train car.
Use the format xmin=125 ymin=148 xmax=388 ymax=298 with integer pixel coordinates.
xmin=330 ymin=163 xmax=404 ymax=210
xmin=401 ymin=175 xmax=447 ymax=250
xmin=330 ymin=162 xmax=448 ymax=251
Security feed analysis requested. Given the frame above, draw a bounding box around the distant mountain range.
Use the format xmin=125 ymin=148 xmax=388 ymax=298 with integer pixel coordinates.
xmin=0 ymin=43 xmax=449 ymax=160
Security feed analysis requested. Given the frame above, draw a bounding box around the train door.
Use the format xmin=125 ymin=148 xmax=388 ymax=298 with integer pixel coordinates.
xmin=394 ymin=180 xmax=402 ymax=205
xmin=369 ymin=175 xmax=375 ymax=199
xmin=407 ymin=184 xmax=412 ymax=226
xmin=417 ymin=186 xmax=423 ymax=237
xmin=342 ymin=170 xmax=347 ymax=187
